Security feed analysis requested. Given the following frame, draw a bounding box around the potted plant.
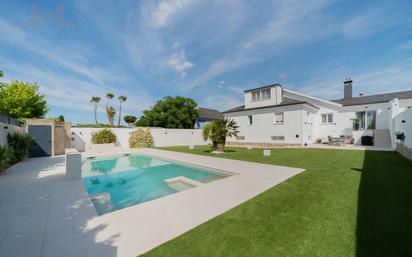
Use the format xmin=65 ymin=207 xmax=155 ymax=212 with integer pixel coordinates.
xmin=395 ymin=132 xmax=405 ymax=144
xmin=351 ymin=118 xmax=360 ymax=131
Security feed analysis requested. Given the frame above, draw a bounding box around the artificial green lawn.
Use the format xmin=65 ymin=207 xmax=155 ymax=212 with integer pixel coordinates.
xmin=140 ymin=146 xmax=412 ymax=257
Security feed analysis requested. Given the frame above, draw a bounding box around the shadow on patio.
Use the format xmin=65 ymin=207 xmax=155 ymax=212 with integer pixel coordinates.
xmin=0 ymin=156 xmax=119 ymax=257
xmin=355 ymin=151 xmax=412 ymax=257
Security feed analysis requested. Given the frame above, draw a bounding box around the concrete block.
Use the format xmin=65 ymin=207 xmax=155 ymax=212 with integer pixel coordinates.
xmin=263 ymin=149 xmax=271 ymax=156
xmin=66 ymin=148 xmax=82 ymax=180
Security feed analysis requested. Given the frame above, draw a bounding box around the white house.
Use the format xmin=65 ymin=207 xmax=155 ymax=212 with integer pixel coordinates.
xmin=222 ymin=80 xmax=412 ymax=149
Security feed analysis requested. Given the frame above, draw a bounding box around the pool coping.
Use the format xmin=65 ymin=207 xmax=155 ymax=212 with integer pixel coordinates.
xmin=81 ymin=148 xmax=305 ymax=256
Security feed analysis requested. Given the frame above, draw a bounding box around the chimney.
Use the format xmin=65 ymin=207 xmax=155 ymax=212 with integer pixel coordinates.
xmin=344 ymin=79 xmax=353 ymax=99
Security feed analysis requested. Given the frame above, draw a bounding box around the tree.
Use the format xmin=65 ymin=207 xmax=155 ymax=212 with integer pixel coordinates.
xmin=46 ymin=115 xmax=64 ymax=122
xmin=124 ymin=115 xmax=137 ymax=127
xmin=105 ymin=93 xmax=115 ymax=126
xmin=117 ymin=96 xmax=127 ymax=127
xmin=136 ymin=96 xmax=199 ymax=128
xmin=107 ymin=106 xmax=116 ymax=126
xmin=0 ymin=81 xmax=48 ymax=118
xmin=202 ymin=118 xmax=239 ymax=151
xmin=90 ymin=96 xmax=101 ymax=124
xmin=0 ymin=70 xmax=4 ymax=87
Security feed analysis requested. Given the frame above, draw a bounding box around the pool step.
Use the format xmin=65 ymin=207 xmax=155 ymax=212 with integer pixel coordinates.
xmin=164 ymin=176 xmax=204 ymax=191
xmin=91 ymin=192 xmax=116 ymax=214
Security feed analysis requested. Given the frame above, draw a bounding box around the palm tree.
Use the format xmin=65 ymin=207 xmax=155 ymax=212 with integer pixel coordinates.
xmin=90 ymin=96 xmax=101 ymax=124
xmin=105 ymin=93 xmax=114 ymax=126
xmin=107 ymin=106 xmax=116 ymax=126
xmin=218 ymin=118 xmax=239 ymax=148
xmin=117 ymin=96 xmax=127 ymax=127
xmin=202 ymin=118 xmax=239 ymax=151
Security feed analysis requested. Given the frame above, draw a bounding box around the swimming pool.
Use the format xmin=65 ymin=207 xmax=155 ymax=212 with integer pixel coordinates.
xmin=81 ymin=154 xmax=231 ymax=215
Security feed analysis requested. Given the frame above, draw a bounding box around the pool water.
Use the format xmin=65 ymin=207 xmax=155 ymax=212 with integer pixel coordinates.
xmin=81 ymin=154 xmax=231 ymax=215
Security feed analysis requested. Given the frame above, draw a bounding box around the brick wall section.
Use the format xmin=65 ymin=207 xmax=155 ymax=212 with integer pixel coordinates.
xmin=396 ymin=143 xmax=412 ymax=161
xmin=226 ymin=141 xmax=301 ymax=148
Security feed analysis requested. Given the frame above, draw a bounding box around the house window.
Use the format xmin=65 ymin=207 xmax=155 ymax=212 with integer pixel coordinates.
xmin=251 ymin=88 xmax=271 ymax=101
xmin=274 ymin=112 xmax=284 ymax=124
xmin=321 ymin=113 xmax=334 ymax=124
xmin=354 ymin=111 xmax=376 ymax=130
xmin=367 ymin=111 xmax=376 ymax=129
xmin=248 ymin=115 xmax=253 ymax=125
xmin=251 ymin=91 xmax=260 ymax=101
xmin=261 ymin=89 xmax=271 ymax=100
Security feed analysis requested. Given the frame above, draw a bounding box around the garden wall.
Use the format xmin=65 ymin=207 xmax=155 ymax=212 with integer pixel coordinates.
xmin=0 ymin=122 xmax=25 ymax=146
xmin=393 ymin=108 xmax=412 ymax=148
xmin=70 ymin=127 xmax=207 ymax=152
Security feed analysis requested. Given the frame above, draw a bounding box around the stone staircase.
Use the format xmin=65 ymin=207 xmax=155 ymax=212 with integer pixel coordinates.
xmin=374 ymin=129 xmax=392 ymax=149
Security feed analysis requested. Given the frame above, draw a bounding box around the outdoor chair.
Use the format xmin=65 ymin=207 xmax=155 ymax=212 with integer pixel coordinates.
xmin=328 ymin=136 xmax=335 ymax=146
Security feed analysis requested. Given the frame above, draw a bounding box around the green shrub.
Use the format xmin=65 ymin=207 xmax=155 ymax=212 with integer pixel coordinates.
xmin=91 ymin=129 xmax=117 ymax=144
xmin=0 ymin=145 xmax=13 ymax=172
xmin=129 ymin=128 xmax=153 ymax=148
xmin=7 ymin=132 xmax=33 ymax=163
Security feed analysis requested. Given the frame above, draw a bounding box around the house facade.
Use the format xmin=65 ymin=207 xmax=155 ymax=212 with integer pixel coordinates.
xmin=223 ymin=80 xmax=412 ymax=149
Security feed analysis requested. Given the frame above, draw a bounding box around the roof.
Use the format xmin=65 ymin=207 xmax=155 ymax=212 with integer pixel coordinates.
xmin=332 ymin=90 xmax=412 ymax=106
xmin=244 ymin=83 xmax=282 ymax=92
xmin=198 ymin=107 xmax=223 ymax=120
xmin=222 ymin=97 xmax=318 ymax=113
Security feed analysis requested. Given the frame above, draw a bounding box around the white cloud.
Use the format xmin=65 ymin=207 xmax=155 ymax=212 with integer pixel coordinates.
xmin=150 ymin=0 xmax=194 ymax=28
xmin=189 ymin=0 xmax=336 ymax=90
xmin=166 ymin=49 xmax=194 ymax=74
xmin=298 ymin=59 xmax=412 ymax=100
xmin=342 ymin=9 xmax=383 ymax=38
xmin=0 ymin=18 xmax=124 ymax=86
xmin=342 ymin=7 xmax=409 ymax=39
xmin=202 ymin=94 xmax=243 ymax=112
xmin=397 ymin=39 xmax=412 ymax=50
xmin=1 ymin=60 xmax=155 ymax=115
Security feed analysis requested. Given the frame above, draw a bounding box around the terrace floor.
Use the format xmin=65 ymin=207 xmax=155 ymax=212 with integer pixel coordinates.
xmin=0 ymin=148 xmax=303 ymax=257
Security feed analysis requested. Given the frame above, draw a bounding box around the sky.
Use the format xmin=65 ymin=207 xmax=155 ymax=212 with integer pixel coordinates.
xmin=1 ymin=0 xmax=412 ymax=124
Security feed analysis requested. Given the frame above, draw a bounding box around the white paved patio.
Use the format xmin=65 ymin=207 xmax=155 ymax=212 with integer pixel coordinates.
xmin=0 ymin=148 xmax=304 ymax=257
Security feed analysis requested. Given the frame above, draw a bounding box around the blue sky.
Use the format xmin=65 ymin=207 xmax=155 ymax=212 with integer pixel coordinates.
xmin=1 ymin=0 xmax=412 ymax=124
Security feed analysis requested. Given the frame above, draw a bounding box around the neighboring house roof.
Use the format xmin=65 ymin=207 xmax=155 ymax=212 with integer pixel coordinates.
xmin=198 ymin=107 xmax=224 ymax=120
xmin=222 ymin=97 xmax=318 ymax=114
xmin=332 ymin=90 xmax=412 ymax=106
xmin=244 ymin=83 xmax=282 ymax=92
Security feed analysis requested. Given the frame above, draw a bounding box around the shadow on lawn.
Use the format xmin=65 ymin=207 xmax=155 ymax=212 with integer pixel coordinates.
xmin=356 ymin=150 xmax=412 ymax=257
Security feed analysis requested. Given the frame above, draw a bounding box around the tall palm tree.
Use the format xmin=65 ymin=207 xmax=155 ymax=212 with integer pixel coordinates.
xmin=117 ymin=96 xmax=127 ymax=127
xmin=107 ymin=106 xmax=116 ymax=127
xmin=105 ymin=93 xmax=114 ymax=126
xmin=90 ymin=96 xmax=101 ymax=125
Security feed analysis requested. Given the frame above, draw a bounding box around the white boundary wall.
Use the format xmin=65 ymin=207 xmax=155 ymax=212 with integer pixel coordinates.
xmin=71 ymin=127 xmax=207 ymax=152
xmin=0 ymin=122 xmax=25 ymax=146
xmin=394 ymin=108 xmax=412 ymax=148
